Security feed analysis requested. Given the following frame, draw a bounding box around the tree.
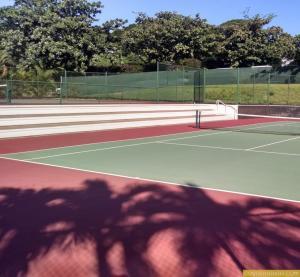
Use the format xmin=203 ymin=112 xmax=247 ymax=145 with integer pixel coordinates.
xmin=0 ymin=49 xmax=14 ymax=78
xmin=0 ymin=0 xmax=103 ymax=71
xmin=264 ymin=26 xmax=295 ymax=65
xmin=122 ymin=12 xmax=220 ymax=65
xmin=294 ymin=35 xmax=300 ymax=65
xmin=0 ymin=3 xmax=297 ymax=72
xmin=91 ymin=19 xmax=127 ymax=68
xmin=219 ymin=15 xmax=295 ymax=67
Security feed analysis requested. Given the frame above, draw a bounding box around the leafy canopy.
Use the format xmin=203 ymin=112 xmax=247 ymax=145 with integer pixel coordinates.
xmin=0 ymin=2 xmax=298 ymax=71
xmin=0 ymin=0 xmax=103 ymax=71
xmin=122 ymin=12 xmax=221 ymax=65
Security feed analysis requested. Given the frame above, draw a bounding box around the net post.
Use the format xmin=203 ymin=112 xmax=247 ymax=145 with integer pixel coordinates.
xmin=195 ymin=110 xmax=201 ymax=129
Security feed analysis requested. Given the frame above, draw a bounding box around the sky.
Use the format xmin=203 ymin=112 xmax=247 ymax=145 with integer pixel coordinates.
xmin=1 ymin=0 xmax=299 ymax=35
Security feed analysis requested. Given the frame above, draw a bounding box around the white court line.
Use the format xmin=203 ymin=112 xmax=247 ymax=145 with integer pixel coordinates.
xmin=26 ymin=141 xmax=157 ymax=161
xmin=225 ymin=120 xmax=299 ymax=132
xmin=250 ymin=149 xmax=300 ymax=157
xmin=154 ymin=130 xmax=231 ymax=142
xmin=158 ymin=141 xmax=300 ymax=157
xmin=3 ymin=116 xmax=297 ymax=156
xmin=246 ymin=136 xmax=300 ymax=151
xmin=3 ymin=116 xmax=297 ymax=157
xmin=10 ymin=131 xmax=231 ymax=161
xmin=157 ymin=141 xmax=244 ymax=152
xmin=2 ymin=128 xmax=218 ymax=155
xmin=3 ymin=116 xmax=299 ymax=161
xmin=0 ymin=155 xmax=299 ymax=204
xmin=8 ymin=130 xmax=300 ymax=161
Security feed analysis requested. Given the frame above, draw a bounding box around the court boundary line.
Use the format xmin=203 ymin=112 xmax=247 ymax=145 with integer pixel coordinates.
xmin=10 ymin=134 xmax=300 ymax=161
xmin=246 ymin=136 xmax=300 ymax=151
xmin=3 ymin=116 xmax=297 ymax=156
xmin=6 ymin=131 xmax=231 ymax=161
xmin=238 ymin=120 xmax=299 ymax=130
xmin=157 ymin=141 xmax=245 ymax=152
xmin=158 ymin=141 xmax=300 ymax=157
xmin=1 ymin=128 xmax=208 ymax=155
xmin=26 ymin=141 xmax=157 ymax=160
xmin=239 ymin=113 xmax=300 ymax=121
xmin=1 ymin=155 xmax=299 ymax=204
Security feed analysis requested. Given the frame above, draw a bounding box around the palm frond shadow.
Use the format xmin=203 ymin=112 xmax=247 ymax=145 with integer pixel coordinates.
xmin=0 ymin=179 xmax=299 ymax=276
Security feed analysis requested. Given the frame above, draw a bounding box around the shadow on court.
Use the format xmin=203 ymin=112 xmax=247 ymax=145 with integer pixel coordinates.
xmin=0 ymin=179 xmax=300 ymax=277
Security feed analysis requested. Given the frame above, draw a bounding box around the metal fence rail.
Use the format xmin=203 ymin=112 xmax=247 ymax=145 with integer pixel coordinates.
xmin=196 ymin=66 xmax=300 ymax=105
xmin=0 ymin=63 xmax=199 ymax=104
xmin=0 ymin=64 xmax=299 ymax=105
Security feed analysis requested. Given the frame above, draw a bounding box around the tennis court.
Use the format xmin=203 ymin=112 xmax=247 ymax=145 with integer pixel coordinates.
xmin=1 ymin=110 xmax=300 ymax=277
xmin=2 ymin=117 xmax=300 ymax=202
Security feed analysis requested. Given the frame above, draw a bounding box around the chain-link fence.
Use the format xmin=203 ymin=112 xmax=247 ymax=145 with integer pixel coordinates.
xmin=62 ymin=63 xmax=198 ymax=103
xmin=1 ymin=65 xmax=300 ymax=105
xmin=196 ymin=66 xmax=300 ymax=105
xmin=0 ymin=79 xmax=62 ymax=104
xmin=0 ymin=63 xmax=200 ymax=104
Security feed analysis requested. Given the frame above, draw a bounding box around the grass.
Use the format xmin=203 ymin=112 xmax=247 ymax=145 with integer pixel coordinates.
xmin=64 ymin=85 xmax=194 ymax=102
xmin=204 ymin=84 xmax=300 ymax=105
xmin=67 ymin=83 xmax=300 ymax=105
xmin=2 ymin=81 xmax=300 ymax=105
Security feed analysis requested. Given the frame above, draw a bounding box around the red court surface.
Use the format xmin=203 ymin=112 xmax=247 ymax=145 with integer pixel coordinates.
xmin=0 ymin=117 xmax=282 ymax=154
xmin=0 ymin=124 xmax=198 ymax=154
xmin=1 ymin=122 xmax=300 ymax=277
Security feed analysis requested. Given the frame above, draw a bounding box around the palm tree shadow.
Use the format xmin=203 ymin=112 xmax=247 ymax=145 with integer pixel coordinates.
xmin=0 ymin=179 xmax=299 ymax=277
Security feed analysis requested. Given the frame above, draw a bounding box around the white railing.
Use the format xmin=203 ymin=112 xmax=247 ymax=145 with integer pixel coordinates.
xmin=216 ymin=100 xmax=238 ymax=113
xmin=216 ymin=100 xmax=238 ymax=118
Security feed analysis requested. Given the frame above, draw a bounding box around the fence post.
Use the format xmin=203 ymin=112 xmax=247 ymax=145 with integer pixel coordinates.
xmin=7 ymin=78 xmax=12 ymax=104
xmin=203 ymin=68 xmax=206 ymax=103
xmin=176 ymin=68 xmax=178 ymax=102
xmin=59 ymin=76 xmax=63 ymax=104
xmin=64 ymin=70 xmax=67 ymax=100
xmin=37 ymin=80 xmax=40 ymax=99
xmin=181 ymin=66 xmax=185 ymax=99
xmin=105 ymin=71 xmax=108 ymax=97
xmin=5 ymin=80 xmax=12 ymax=104
xmin=287 ymin=75 xmax=290 ymax=105
xmin=156 ymin=61 xmax=159 ymax=102
xmin=236 ymin=67 xmax=240 ymax=104
xmin=267 ymin=72 xmax=271 ymax=104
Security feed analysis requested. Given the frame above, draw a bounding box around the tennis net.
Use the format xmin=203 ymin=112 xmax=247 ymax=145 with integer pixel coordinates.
xmin=198 ymin=112 xmax=300 ymax=136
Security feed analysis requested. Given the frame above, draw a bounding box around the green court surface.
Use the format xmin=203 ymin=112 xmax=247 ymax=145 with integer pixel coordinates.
xmin=3 ymin=126 xmax=300 ymax=202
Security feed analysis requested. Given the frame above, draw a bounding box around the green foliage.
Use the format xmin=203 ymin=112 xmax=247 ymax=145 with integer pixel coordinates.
xmin=122 ymin=12 xmax=220 ymax=64
xmin=0 ymin=0 xmax=103 ymax=71
xmin=90 ymin=18 xmax=128 ymax=70
xmin=264 ymin=26 xmax=295 ymax=65
xmin=220 ymin=19 xmax=249 ymax=28
xmin=219 ymin=15 xmax=295 ymax=67
xmin=295 ymin=35 xmax=300 ymax=65
xmin=178 ymin=58 xmax=202 ymax=68
xmin=0 ymin=3 xmax=298 ymax=72
xmin=13 ymin=66 xmax=55 ymax=81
